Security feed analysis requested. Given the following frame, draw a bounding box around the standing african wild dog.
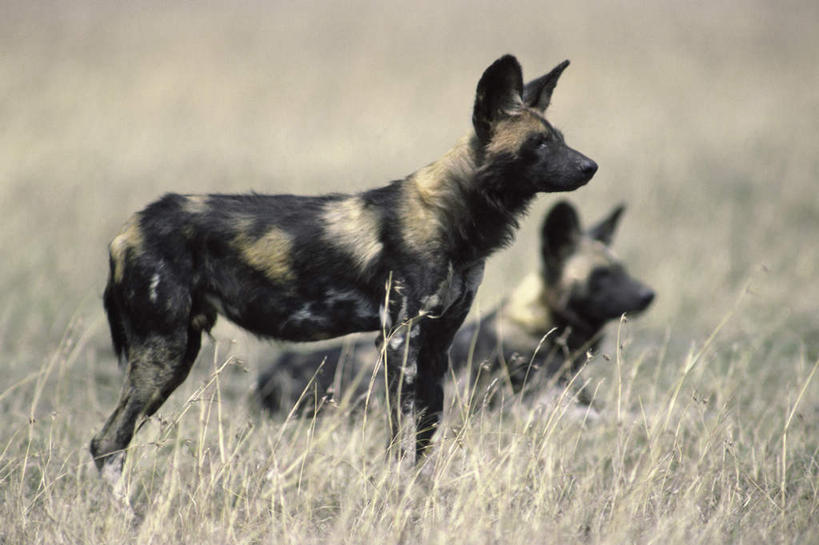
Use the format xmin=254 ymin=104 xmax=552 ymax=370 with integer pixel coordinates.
xmin=256 ymin=200 xmax=654 ymax=413
xmin=91 ymin=54 xmax=598 ymax=482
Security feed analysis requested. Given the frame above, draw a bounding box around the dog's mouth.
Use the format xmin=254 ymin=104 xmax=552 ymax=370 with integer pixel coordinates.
xmin=567 ymin=173 xmax=595 ymax=190
xmin=541 ymin=158 xmax=598 ymax=193
xmin=543 ymin=172 xmax=596 ymax=193
xmin=613 ymin=296 xmax=656 ymax=319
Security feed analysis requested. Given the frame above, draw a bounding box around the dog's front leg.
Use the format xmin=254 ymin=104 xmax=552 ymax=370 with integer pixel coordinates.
xmin=382 ymin=300 xmax=423 ymax=464
xmin=382 ymin=270 xmax=482 ymax=462
xmin=413 ymin=289 xmax=476 ymax=459
xmin=381 ymin=270 xmax=441 ymax=464
xmin=384 ymin=318 xmax=453 ymax=464
xmin=381 ymin=262 xmax=483 ymax=462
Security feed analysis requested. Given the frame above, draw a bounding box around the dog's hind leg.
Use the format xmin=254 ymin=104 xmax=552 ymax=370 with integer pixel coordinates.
xmin=90 ymin=324 xmax=202 ymax=486
xmin=90 ymin=281 xmax=208 ymax=488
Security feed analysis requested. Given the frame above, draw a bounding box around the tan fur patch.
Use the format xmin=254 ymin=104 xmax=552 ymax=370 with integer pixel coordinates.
xmin=502 ymin=272 xmax=553 ymax=334
xmin=322 ymin=197 xmax=383 ymax=274
xmin=181 ymin=194 xmax=209 ymax=215
xmin=400 ymin=136 xmax=477 ymax=253
xmin=485 ymin=110 xmax=545 ymax=156
xmin=400 ymin=183 xmax=442 ymax=254
xmin=561 ymin=239 xmax=616 ymax=288
xmin=109 ymin=214 xmax=143 ymax=283
xmin=235 ymin=227 xmax=295 ymax=283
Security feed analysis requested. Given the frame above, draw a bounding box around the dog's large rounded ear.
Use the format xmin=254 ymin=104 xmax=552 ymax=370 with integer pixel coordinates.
xmin=523 ymin=60 xmax=570 ymax=112
xmin=542 ymin=200 xmax=581 ymax=279
xmin=473 ymin=55 xmax=524 ymax=144
xmin=588 ymin=204 xmax=625 ymax=246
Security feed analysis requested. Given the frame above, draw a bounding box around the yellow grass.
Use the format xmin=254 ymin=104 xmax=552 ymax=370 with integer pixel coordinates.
xmin=1 ymin=1 xmax=818 ymax=543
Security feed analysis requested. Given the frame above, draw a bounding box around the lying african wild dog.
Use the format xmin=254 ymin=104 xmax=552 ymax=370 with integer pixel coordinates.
xmin=91 ymin=54 xmax=598 ymax=481
xmin=256 ymin=200 xmax=654 ymax=413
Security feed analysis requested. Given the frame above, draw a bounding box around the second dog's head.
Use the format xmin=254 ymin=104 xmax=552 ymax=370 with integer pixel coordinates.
xmin=540 ymin=200 xmax=655 ymax=327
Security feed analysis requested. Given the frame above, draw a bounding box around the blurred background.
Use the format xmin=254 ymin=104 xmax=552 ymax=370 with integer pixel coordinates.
xmin=1 ymin=0 xmax=817 ymax=379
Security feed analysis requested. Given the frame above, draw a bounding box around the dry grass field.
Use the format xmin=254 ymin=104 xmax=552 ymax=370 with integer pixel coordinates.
xmin=1 ymin=1 xmax=818 ymax=543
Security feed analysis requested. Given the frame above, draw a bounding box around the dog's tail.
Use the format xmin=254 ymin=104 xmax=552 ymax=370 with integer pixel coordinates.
xmin=103 ymin=271 xmax=129 ymax=369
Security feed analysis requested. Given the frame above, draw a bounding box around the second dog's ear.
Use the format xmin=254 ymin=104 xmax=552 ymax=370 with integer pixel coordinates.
xmin=542 ymin=200 xmax=581 ymax=276
xmin=588 ymin=204 xmax=625 ymax=246
xmin=523 ymin=60 xmax=570 ymax=111
xmin=473 ymin=55 xmax=524 ymax=144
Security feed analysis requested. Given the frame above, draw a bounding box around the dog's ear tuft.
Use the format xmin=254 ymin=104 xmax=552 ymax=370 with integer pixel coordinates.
xmin=542 ymin=200 xmax=581 ymax=274
xmin=473 ymin=54 xmax=524 ymax=144
xmin=588 ymin=204 xmax=625 ymax=246
xmin=523 ymin=59 xmax=570 ymax=112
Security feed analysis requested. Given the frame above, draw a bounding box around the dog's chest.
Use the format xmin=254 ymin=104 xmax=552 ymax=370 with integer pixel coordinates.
xmin=419 ymin=262 xmax=485 ymax=317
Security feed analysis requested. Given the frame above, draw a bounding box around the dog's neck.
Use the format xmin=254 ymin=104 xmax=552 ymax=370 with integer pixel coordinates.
xmin=501 ymin=272 xmax=603 ymax=352
xmin=405 ymin=135 xmax=535 ymax=264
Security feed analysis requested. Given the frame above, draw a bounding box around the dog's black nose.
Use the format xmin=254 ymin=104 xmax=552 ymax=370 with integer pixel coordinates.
xmin=580 ymin=158 xmax=598 ymax=178
xmin=638 ymin=288 xmax=655 ymax=309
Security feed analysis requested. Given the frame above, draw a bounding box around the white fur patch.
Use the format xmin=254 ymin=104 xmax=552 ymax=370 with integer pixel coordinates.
xmin=401 ymin=361 xmax=417 ymax=384
xmin=326 ymin=289 xmax=377 ymax=320
xmin=389 ymin=334 xmax=405 ymax=350
xmin=291 ymin=305 xmax=315 ymax=322
xmin=379 ymin=304 xmax=391 ymax=329
xmin=149 ymin=273 xmax=160 ymax=303
xmin=101 ymin=451 xmax=126 ymax=496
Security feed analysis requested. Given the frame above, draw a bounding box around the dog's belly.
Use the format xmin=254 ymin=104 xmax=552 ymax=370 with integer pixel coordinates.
xmin=204 ymin=287 xmax=381 ymax=342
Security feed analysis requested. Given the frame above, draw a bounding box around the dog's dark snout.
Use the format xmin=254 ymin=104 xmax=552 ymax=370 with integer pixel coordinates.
xmin=580 ymin=158 xmax=598 ymax=178
xmin=638 ymin=288 xmax=655 ymax=309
